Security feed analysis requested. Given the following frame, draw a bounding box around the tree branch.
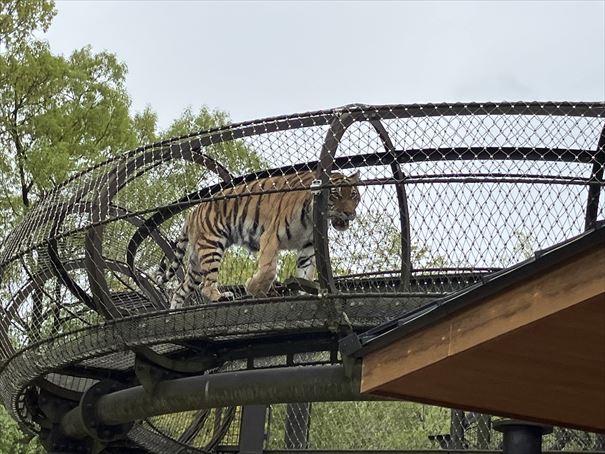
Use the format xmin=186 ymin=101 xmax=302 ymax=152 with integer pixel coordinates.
xmin=10 ymin=98 xmax=30 ymax=207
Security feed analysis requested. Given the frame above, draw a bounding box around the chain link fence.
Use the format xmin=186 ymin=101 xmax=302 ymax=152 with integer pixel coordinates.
xmin=134 ymin=402 xmax=605 ymax=452
xmin=268 ymin=403 xmax=605 ymax=452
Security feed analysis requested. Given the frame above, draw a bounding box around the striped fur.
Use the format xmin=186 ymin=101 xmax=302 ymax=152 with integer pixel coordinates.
xmin=156 ymin=170 xmax=361 ymax=308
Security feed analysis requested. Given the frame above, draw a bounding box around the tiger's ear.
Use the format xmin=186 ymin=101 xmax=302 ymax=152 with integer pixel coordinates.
xmin=349 ymin=171 xmax=361 ymax=181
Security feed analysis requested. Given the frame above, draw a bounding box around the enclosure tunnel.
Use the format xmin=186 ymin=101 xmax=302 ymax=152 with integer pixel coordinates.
xmin=0 ymin=102 xmax=603 ymax=453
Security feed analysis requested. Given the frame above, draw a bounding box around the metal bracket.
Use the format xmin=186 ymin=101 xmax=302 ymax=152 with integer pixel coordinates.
xmin=134 ymin=354 xmax=181 ymax=394
xmin=133 ymin=345 xmax=219 ymax=394
xmin=78 ymin=380 xmax=133 ymax=444
xmin=36 ymin=384 xmax=140 ymax=454
xmin=339 ymin=333 xmax=363 ymax=358
xmin=310 ymin=179 xmax=322 ymax=195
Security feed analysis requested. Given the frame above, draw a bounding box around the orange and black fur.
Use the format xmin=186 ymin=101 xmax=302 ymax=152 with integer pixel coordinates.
xmin=156 ymin=170 xmax=361 ymax=308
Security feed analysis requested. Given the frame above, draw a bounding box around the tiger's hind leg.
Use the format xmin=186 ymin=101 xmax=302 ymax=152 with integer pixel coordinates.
xmin=170 ymin=253 xmax=204 ymax=309
xmin=169 ymin=241 xmax=233 ymax=308
xmin=195 ymin=239 xmax=234 ymax=302
xmin=156 ymin=228 xmax=188 ymax=286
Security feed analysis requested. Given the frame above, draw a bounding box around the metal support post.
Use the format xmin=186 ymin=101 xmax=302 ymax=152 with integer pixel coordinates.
xmin=595 ymin=433 xmax=605 ymax=450
xmin=494 ymin=419 xmax=553 ymax=454
xmin=238 ymin=405 xmax=267 ymax=454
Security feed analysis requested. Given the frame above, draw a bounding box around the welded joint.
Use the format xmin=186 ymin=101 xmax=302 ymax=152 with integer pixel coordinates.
xmin=341 ymin=354 xmax=363 ymax=390
xmin=317 ymin=288 xmax=329 ymax=299
xmin=318 ymin=297 xmax=354 ymax=335
xmin=134 ymin=354 xmax=182 ymax=395
xmin=317 ymin=298 xmax=342 ymax=333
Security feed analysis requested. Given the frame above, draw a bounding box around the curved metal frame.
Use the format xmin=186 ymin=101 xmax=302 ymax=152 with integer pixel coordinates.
xmin=0 ymin=102 xmax=604 ymax=452
xmin=1 ymin=144 xmax=600 ymax=274
xmin=369 ymin=119 xmax=412 ymax=290
xmin=314 ymin=112 xmax=356 ymax=292
xmin=84 ymin=146 xmax=231 ymax=319
xmin=312 ymin=110 xmax=413 ymax=293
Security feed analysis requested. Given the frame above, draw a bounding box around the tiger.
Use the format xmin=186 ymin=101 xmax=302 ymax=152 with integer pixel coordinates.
xmin=156 ymin=170 xmax=361 ymax=309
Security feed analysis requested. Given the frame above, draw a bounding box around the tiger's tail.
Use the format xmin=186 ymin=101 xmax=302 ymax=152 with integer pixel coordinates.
xmin=155 ymin=223 xmax=189 ymax=286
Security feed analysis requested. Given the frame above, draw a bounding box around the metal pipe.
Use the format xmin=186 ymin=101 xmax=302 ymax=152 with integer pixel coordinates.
xmin=60 ymin=364 xmax=367 ymax=440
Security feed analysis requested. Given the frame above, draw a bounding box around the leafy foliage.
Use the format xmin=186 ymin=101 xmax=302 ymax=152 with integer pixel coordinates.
xmin=0 ymin=0 xmax=55 ymax=50
xmin=266 ymin=402 xmax=450 ymax=450
xmin=0 ymin=404 xmax=44 ymax=454
xmin=0 ymin=0 xmax=137 ymax=232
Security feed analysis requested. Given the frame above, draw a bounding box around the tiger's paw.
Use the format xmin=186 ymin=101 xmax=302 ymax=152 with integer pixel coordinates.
xmin=202 ymin=286 xmax=234 ymax=303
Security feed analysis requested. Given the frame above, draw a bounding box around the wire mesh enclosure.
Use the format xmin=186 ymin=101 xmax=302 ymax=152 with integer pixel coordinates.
xmin=0 ymin=102 xmax=603 ymax=452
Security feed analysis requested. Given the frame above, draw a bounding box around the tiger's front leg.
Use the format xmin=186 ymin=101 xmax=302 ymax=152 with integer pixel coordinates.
xmin=295 ymin=242 xmax=316 ymax=281
xmin=246 ymin=231 xmax=279 ymax=297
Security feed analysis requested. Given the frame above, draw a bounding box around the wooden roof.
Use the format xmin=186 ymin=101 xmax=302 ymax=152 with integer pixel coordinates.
xmin=356 ymin=228 xmax=605 ymax=432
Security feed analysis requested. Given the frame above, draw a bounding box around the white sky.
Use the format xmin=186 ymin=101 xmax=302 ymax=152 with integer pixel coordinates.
xmin=46 ymin=0 xmax=605 ymax=129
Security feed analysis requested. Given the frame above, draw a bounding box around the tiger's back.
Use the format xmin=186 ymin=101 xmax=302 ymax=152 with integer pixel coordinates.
xmin=160 ymin=170 xmax=360 ymax=308
xmin=189 ymin=171 xmax=317 ymax=253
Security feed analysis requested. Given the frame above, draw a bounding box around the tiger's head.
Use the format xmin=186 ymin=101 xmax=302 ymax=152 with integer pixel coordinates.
xmin=328 ymin=171 xmax=361 ymax=231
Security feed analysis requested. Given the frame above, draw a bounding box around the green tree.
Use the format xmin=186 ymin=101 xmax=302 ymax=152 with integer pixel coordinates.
xmin=0 ymin=404 xmax=44 ymax=453
xmin=0 ymin=0 xmax=137 ymax=229
xmin=0 ymin=0 xmax=54 ymax=50
xmin=331 ymin=209 xmax=448 ymax=276
xmin=266 ymin=401 xmax=450 ymax=450
xmin=0 ymin=0 xmax=139 ymax=360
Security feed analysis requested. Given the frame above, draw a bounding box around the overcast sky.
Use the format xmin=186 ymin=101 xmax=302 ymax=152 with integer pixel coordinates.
xmin=45 ymin=1 xmax=605 ymax=129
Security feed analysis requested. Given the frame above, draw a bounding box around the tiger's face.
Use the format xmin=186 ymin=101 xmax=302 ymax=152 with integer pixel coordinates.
xmin=328 ymin=171 xmax=361 ymax=231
